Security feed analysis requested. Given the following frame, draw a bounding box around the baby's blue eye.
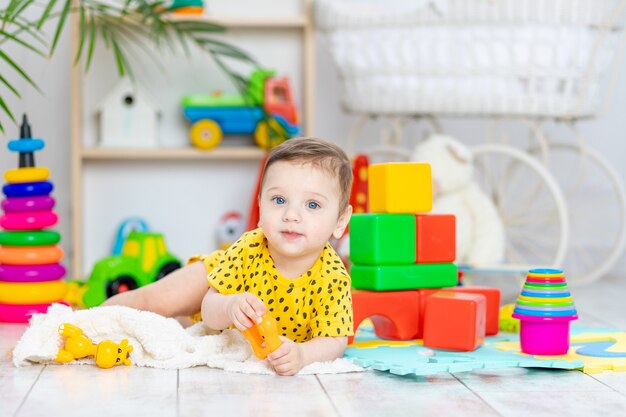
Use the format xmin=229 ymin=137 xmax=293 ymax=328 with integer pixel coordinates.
xmin=307 ymin=201 xmax=320 ymax=209
xmin=273 ymin=197 xmax=286 ymax=205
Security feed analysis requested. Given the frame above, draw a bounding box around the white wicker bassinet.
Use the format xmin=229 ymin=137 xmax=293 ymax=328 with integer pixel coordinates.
xmin=315 ymin=0 xmax=626 ymax=118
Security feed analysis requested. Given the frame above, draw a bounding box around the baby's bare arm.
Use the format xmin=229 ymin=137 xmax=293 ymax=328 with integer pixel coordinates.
xmin=267 ymin=335 xmax=347 ymax=376
xmin=300 ymin=336 xmax=348 ymax=365
xmin=200 ymin=287 xmax=267 ymax=330
xmin=102 ymin=261 xmax=209 ymax=317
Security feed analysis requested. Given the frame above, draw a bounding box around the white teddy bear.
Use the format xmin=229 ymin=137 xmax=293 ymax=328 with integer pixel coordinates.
xmin=411 ymin=134 xmax=506 ymax=266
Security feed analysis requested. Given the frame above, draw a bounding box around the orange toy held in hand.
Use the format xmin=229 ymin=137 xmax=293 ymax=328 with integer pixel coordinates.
xmin=241 ymin=314 xmax=282 ymax=359
xmin=55 ymin=323 xmax=133 ymax=369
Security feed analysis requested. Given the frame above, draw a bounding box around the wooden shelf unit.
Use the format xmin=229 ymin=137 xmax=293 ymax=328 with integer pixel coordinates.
xmin=167 ymin=15 xmax=308 ymax=28
xmin=81 ymin=147 xmax=267 ymax=160
xmin=70 ymin=1 xmax=315 ymax=277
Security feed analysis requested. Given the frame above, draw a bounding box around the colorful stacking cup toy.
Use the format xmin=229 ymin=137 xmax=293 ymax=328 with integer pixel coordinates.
xmin=512 ymin=268 xmax=578 ymax=355
xmin=0 ymin=115 xmax=66 ymax=324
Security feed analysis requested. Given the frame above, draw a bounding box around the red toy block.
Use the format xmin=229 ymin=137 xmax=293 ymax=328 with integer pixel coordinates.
xmin=418 ymin=286 xmax=500 ymax=337
xmin=350 ymin=290 xmax=421 ymax=344
xmin=415 ymin=214 xmax=456 ymax=263
xmin=423 ymin=291 xmax=486 ymax=352
xmin=444 ymin=286 xmax=500 ymax=336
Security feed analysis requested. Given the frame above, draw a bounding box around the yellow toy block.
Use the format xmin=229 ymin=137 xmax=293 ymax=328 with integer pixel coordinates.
xmin=368 ymin=162 xmax=432 ymax=213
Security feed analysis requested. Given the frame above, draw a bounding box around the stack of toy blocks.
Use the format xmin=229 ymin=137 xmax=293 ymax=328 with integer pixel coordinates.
xmin=349 ymin=162 xmax=500 ymax=351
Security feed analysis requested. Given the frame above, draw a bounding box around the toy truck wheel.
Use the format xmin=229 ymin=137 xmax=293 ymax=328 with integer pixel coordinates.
xmin=156 ymin=261 xmax=182 ymax=280
xmin=254 ymin=119 xmax=287 ymax=150
xmin=190 ymin=120 xmax=223 ymax=150
xmin=106 ymin=276 xmax=138 ymax=298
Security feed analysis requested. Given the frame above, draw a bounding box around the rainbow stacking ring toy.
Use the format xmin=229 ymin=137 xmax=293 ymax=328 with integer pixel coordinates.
xmin=4 ymin=167 xmax=50 ymax=183
xmin=0 ymin=210 xmax=58 ymax=230
xmin=7 ymin=138 xmax=44 ymax=153
xmin=0 ymin=116 xmax=67 ymax=323
xmin=0 ymin=301 xmax=68 ymax=323
xmin=0 ymin=263 xmax=66 ymax=282
xmin=2 ymin=196 xmax=55 ymax=212
xmin=0 ymin=230 xmax=61 ymax=246
xmin=512 ymin=268 xmax=578 ymax=355
xmin=3 ymin=181 xmax=53 ymax=198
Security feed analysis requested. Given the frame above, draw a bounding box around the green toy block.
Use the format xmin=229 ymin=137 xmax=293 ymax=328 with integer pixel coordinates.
xmin=351 ymin=263 xmax=457 ymax=291
xmin=350 ymin=214 xmax=416 ymax=265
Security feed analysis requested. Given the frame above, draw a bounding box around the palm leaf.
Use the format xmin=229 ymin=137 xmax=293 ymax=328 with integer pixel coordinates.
xmin=0 ymin=15 xmax=49 ymax=47
xmin=170 ymin=20 xmax=226 ymax=33
xmin=102 ymin=18 xmax=165 ymax=73
xmin=36 ymin=0 xmax=58 ymax=29
xmin=49 ymin=0 xmax=71 ymax=56
xmin=73 ymin=2 xmax=86 ymax=65
xmin=0 ymin=73 xmax=21 ymax=97
xmin=0 ymin=28 xmax=46 ymax=56
xmin=0 ymin=94 xmax=17 ymax=133
xmin=0 ymin=0 xmax=260 ymax=130
xmin=2 ymin=0 xmax=22 ymax=28
xmin=0 ymin=49 xmax=40 ymax=93
xmin=7 ymin=0 xmax=37 ymax=25
xmin=84 ymin=10 xmax=97 ymax=71
xmin=110 ymin=33 xmax=129 ymax=77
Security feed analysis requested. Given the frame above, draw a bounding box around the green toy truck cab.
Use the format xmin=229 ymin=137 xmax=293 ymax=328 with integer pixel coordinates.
xmin=82 ymin=231 xmax=181 ymax=307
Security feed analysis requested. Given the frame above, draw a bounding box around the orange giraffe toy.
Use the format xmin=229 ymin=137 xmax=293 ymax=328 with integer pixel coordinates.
xmin=241 ymin=314 xmax=282 ymax=359
xmin=55 ymin=323 xmax=133 ymax=369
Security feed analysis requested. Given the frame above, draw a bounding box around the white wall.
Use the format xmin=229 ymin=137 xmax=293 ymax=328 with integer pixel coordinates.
xmin=2 ymin=0 xmax=626 ymax=281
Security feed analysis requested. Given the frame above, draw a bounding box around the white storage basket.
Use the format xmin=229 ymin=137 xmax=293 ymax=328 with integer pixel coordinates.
xmin=315 ymin=0 xmax=626 ymax=118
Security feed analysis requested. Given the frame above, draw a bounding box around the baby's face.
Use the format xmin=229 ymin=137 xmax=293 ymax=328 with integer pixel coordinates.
xmin=259 ymin=161 xmax=349 ymax=265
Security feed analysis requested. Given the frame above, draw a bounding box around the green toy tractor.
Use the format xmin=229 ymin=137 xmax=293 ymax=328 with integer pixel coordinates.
xmin=80 ymin=231 xmax=182 ymax=307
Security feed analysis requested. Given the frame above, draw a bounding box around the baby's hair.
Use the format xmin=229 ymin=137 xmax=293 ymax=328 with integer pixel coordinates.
xmin=260 ymin=137 xmax=353 ymax=213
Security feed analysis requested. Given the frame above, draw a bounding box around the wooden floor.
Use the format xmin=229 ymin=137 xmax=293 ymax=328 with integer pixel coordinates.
xmin=2 ymin=274 xmax=626 ymax=417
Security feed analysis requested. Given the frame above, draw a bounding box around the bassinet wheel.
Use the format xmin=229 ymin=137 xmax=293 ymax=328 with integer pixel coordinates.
xmin=530 ymin=142 xmax=626 ymax=285
xmin=472 ymin=143 xmax=569 ymax=269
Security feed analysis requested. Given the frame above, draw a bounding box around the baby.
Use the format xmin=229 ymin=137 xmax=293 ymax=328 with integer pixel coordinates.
xmin=104 ymin=137 xmax=354 ymax=375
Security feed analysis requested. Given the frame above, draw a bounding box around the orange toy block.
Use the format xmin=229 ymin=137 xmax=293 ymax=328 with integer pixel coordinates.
xmin=423 ymin=291 xmax=486 ymax=352
xmin=415 ymin=214 xmax=456 ymax=263
xmin=351 ymin=290 xmax=421 ymax=344
xmin=418 ymin=286 xmax=500 ymax=337
xmin=368 ymin=163 xmax=432 ymax=213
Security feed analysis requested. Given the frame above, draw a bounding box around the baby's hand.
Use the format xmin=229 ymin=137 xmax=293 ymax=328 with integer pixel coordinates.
xmin=267 ymin=336 xmax=304 ymax=376
xmin=227 ymin=292 xmax=267 ymax=331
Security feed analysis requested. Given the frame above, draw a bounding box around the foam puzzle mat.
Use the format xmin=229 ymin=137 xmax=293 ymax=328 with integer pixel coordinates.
xmin=344 ymin=324 xmax=626 ymax=376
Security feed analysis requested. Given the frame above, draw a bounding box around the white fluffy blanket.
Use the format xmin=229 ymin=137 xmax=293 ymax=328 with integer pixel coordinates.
xmin=13 ymin=304 xmax=363 ymax=375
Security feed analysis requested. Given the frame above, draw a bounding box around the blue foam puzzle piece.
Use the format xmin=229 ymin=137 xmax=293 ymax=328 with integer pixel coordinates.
xmin=572 ymin=340 xmax=626 ymax=358
xmin=345 ymin=325 xmax=585 ymax=377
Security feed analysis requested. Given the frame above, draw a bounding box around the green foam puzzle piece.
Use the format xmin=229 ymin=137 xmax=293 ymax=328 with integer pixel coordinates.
xmin=351 ymin=263 xmax=457 ymax=291
xmin=350 ymin=214 xmax=416 ymax=265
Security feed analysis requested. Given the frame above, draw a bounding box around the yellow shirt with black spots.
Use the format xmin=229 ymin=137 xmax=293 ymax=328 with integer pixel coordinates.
xmin=189 ymin=228 xmax=353 ymax=343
